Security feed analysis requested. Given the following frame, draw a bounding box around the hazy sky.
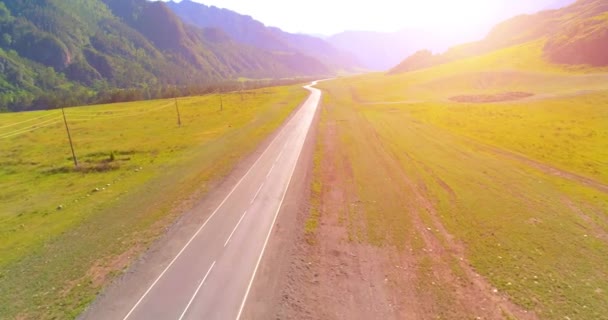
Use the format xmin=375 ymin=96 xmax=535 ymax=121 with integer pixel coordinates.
xmin=166 ymin=0 xmax=576 ymax=36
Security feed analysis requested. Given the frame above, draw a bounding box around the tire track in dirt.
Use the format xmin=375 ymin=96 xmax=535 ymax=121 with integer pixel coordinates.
xmin=276 ymin=119 xmax=411 ymax=320
xmin=471 ymin=139 xmax=608 ymax=195
xmin=362 ymin=117 xmax=538 ymax=320
xmin=276 ymin=98 xmax=538 ymax=319
xmin=563 ymin=198 xmax=608 ymax=243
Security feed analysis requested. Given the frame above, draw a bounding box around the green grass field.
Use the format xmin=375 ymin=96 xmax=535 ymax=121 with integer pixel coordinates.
xmin=0 ymin=86 xmax=307 ymax=319
xmin=312 ymin=41 xmax=608 ymax=319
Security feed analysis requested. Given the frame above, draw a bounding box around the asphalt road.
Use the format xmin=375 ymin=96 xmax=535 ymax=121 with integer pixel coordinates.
xmin=81 ymin=82 xmax=321 ymax=320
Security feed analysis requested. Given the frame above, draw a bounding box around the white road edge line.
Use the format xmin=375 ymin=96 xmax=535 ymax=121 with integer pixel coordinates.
xmin=235 ymin=85 xmax=320 ymax=320
xmin=224 ymin=210 xmax=248 ymax=247
xmin=122 ymin=114 xmax=291 ymax=320
xmin=251 ymin=183 xmax=265 ymax=205
xmin=177 ymin=261 xmax=217 ymax=320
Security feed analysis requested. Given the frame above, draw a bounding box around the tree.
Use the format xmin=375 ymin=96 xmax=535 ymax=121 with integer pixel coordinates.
xmin=0 ymin=2 xmax=10 ymax=20
xmin=2 ymin=33 xmax=11 ymax=47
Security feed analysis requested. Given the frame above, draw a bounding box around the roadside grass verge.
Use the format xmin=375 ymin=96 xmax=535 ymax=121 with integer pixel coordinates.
xmin=0 ymin=86 xmax=307 ymax=319
xmin=304 ymin=97 xmax=327 ymax=243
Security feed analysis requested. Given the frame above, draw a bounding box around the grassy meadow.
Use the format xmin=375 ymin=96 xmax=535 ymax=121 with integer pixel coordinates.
xmin=312 ymin=41 xmax=608 ymax=319
xmin=0 ymin=86 xmax=307 ymax=319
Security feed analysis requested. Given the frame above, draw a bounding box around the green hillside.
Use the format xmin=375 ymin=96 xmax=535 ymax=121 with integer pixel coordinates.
xmin=390 ymin=0 xmax=608 ymax=74
xmin=0 ymin=0 xmax=329 ymax=112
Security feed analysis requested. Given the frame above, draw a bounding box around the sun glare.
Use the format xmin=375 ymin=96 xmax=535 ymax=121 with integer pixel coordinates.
xmin=166 ymin=0 xmax=572 ymax=35
xmin=390 ymin=0 xmax=503 ymax=28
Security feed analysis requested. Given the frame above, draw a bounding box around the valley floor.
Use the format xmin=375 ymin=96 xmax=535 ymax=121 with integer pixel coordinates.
xmin=245 ymin=79 xmax=608 ymax=320
xmin=0 ymin=86 xmax=308 ymax=319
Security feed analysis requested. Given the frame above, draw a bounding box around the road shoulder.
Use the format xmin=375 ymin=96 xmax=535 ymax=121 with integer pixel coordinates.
xmin=241 ymin=88 xmax=320 ymax=319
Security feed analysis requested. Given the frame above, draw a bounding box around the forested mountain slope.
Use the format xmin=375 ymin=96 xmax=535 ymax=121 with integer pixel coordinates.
xmin=0 ymin=0 xmax=329 ymax=111
xmin=167 ymin=0 xmax=361 ymax=72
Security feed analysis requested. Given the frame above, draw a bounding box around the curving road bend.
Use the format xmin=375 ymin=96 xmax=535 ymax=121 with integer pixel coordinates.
xmin=81 ymin=82 xmax=322 ymax=320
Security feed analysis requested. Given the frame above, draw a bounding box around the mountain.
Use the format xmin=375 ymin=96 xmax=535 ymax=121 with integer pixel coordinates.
xmin=166 ymin=0 xmax=361 ymax=72
xmin=546 ymin=0 xmax=578 ymax=9
xmin=0 ymin=0 xmax=330 ymax=112
xmin=328 ymin=31 xmax=404 ymax=71
xmin=544 ymin=0 xmax=608 ymax=65
xmin=328 ymin=1 xmax=579 ymax=71
xmin=390 ymin=0 xmax=608 ymax=74
xmin=328 ymin=30 xmax=459 ymax=71
xmin=328 ymin=24 xmax=496 ymax=71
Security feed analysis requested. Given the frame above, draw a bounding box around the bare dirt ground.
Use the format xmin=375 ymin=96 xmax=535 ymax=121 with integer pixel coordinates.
xmin=245 ymin=117 xmax=405 ymax=320
xmin=245 ymin=102 xmax=539 ymax=319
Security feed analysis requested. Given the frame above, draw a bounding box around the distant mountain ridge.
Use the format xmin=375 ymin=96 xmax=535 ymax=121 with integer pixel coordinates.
xmin=327 ymin=0 xmax=578 ymax=71
xmin=390 ymin=0 xmax=608 ymax=74
xmin=166 ymin=0 xmax=361 ymax=72
xmin=328 ymin=29 xmax=469 ymax=71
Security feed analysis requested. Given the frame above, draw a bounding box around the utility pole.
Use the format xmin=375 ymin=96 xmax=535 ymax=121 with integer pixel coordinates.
xmin=174 ymin=98 xmax=182 ymax=127
xmin=240 ymin=82 xmax=244 ymax=102
xmin=219 ymin=88 xmax=223 ymax=111
xmin=61 ymin=106 xmax=78 ymax=168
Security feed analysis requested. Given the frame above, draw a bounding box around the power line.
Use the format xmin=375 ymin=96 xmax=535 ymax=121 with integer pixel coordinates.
xmin=65 ymin=102 xmax=174 ymax=115
xmin=66 ymin=104 xmax=173 ymax=122
xmin=0 ymin=101 xmax=171 ymax=141
xmin=67 ymin=102 xmax=172 ymax=116
xmin=0 ymin=111 xmax=61 ymax=129
xmin=0 ymin=103 xmax=171 ymax=136
xmin=0 ymin=119 xmax=62 ymax=139
xmin=0 ymin=116 xmax=63 ymax=138
xmin=0 ymin=95 xmax=197 ymax=143
xmin=65 ymin=106 xmax=154 ymax=114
